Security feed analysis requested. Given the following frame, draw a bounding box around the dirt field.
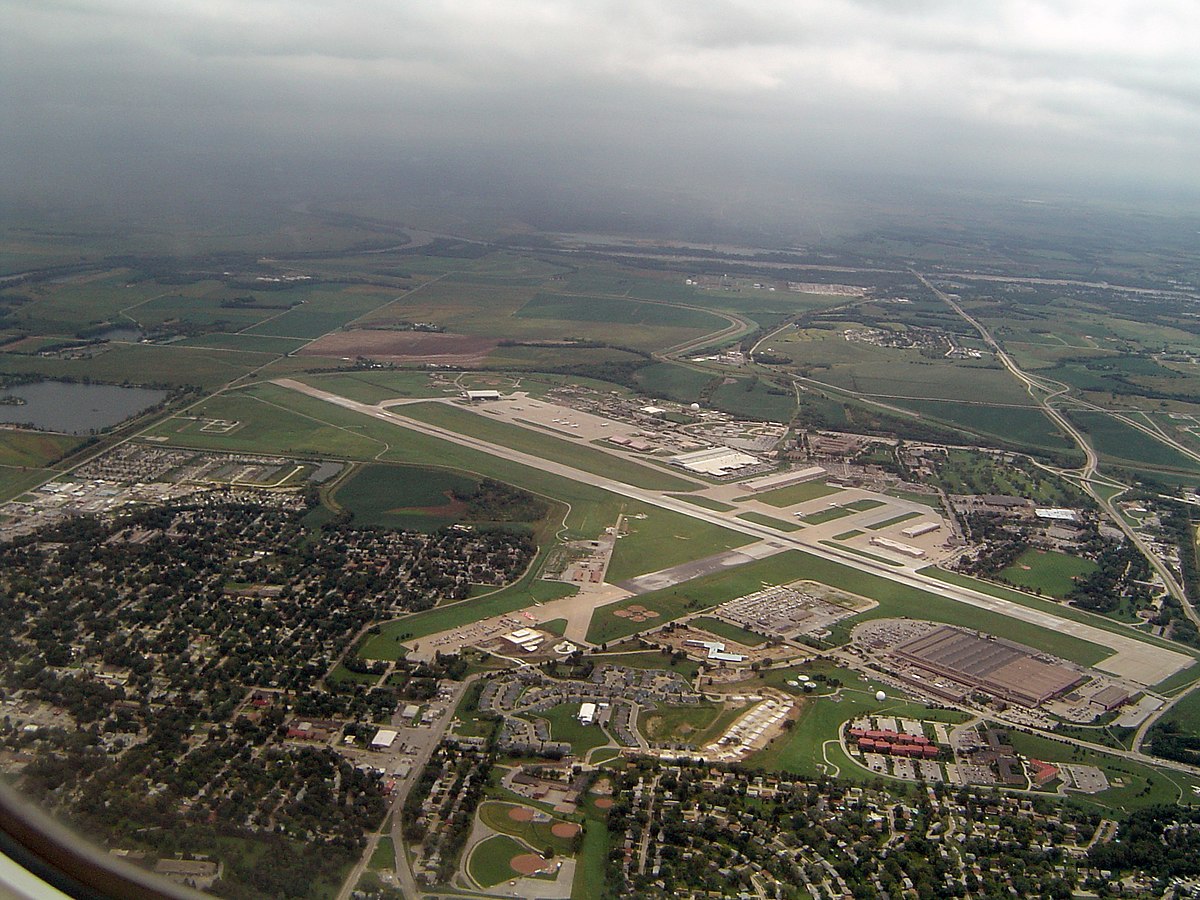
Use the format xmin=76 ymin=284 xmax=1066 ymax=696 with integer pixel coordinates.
xmin=299 ymin=329 xmax=498 ymax=365
xmin=511 ymin=853 xmax=553 ymax=875
xmin=508 ymin=806 xmax=536 ymax=822
xmin=551 ymin=822 xmax=581 ymax=838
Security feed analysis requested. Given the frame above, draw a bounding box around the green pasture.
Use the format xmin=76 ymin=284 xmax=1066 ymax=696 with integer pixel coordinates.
xmin=0 ymin=467 xmax=53 ymax=502
xmin=1068 ymin=410 xmax=1200 ymax=474
xmin=998 ymin=548 xmax=1098 ymax=599
xmin=178 ymin=333 xmax=308 ymax=354
xmin=244 ymin=286 xmax=396 ymax=338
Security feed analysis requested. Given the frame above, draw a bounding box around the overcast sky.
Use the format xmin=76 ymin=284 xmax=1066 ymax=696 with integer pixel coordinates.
xmin=3 ymin=0 xmax=1198 ymax=233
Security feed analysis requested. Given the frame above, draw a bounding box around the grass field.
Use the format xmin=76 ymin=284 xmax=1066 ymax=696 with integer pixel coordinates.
xmin=534 ymin=703 xmax=612 ymax=756
xmin=297 ymin=371 xmax=447 ymax=404
xmin=866 ymin=511 xmax=922 ymax=531
xmin=832 ymin=529 xmax=864 ymax=540
xmin=690 ymin=616 xmax=764 ymax=646
xmin=571 ymin=818 xmax=609 ymax=900
xmin=178 ymin=333 xmax=308 ymax=354
xmin=393 ymin=401 xmax=698 ymax=492
xmin=798 ymin=499 xmax=884 ymax=525
xmin=367 ymin=837 xmax=395 ymax=870
xmin=588 ymin=550 xmax=1112 ymax=664
xmin=244 ymin=286 xmax=396 ymax=338
xmin=747 ymin=480 xmax=842 ymax=507
xmin=0 ymin=430 xmax=81 ymax=468
xmin=0 ymin=467 xmax=53 ymax=502
xmin=709 ymin=378 xmax=797 ymax=422
xmin=1068 ymin=410 xmax=1200 ymax=474
xmin=998 ymin=548 xmax=1098 ymax=599
xmin=668 ymin=494 xmax=736 ymax=512
xmin=516 ymin=292 xmax=723 ymax=330
xmin=633 ymin=363 xmax=715 ymax=403
xmin=606 ymin=509 xmax=754 ymax=583
xmin=736 ymin=511 xmax=804 ymax=532
xmin=331 ymin=463 xmax=481 ymax=530
xmin=638 ymin=703 xmax=723 ymax=744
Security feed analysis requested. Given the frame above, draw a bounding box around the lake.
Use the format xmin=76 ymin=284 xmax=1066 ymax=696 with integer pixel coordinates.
xmin=0 ymin=380 xmax=169 ymax=434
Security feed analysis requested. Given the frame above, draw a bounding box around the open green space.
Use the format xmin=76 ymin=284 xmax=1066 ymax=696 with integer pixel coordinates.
xmin=866 ymin=511 xmax=922 ymax=531
xmin=605 ymin=509 xmax=754 ymax=584
xmin=0 ymin=430 xmax=82 ymax=468
xmin=736 ymin=511 xmax=804 ymax=532
xmin=516 ymin=292 xmax=723 ymax=329
xmin=297 ymin=371 xmax=447 ymax=404
xmin=532 ymin=703 xmax=612 ymax=756
xmin=667 ymin=493 xmax=736 ymax=512
xmin=998 ymin=548 xmax=1098 ymax=599
xmin=588 ymin=550 xmax=1111 ymax=664
xmin=885 ymin=398 xmax=1074 ymax=451
xmin=1068 ymin=410 xmax=1200 ymax=474
xmin=467 ymin=834 xmax=532 ymax=888
xmin=690 ymin=616 xmax=764 ymax=647
xmin=638 ymin=703 xmax=723 ymax=744
xmin=178 ymin=333 xmax=308 ymax=354
xmin=330 ymin=463 xmax=482 ymax=530
xmin=746 ymin=480 xmax=842 ymax=507
xmin=393 ymin=401 xmax=698 ymax=491
xmin=368 ymin=837 xmax=395 ymax=871
xmin=709 ymin=377 xmax=797 ymax=422
xmin=0 ymin=467 xmax=53 ymax=502
xmin=540 ymin=618 xmax=568 ymax=637
xmin=632 ymin=363 xmax=715 ymax=403
xmin=571 ymin=818 xmax=609 ymax=900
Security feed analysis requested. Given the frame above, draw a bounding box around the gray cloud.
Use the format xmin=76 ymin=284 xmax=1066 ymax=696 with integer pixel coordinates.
xmin=3 ymin=0 xmax=1198 ymax=233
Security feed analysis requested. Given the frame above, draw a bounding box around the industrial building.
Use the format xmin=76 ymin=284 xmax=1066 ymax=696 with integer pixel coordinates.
xmin=889 ymin=626 xmax=1083 ymax=707
xmin=670 ymin=446 xmax=761 ymax=477
xmin=370 ymin=728 xmax=399 ymax=750
xmin=901 ymin=521 xmax=941 ymax=538
xmin=742 ymin=466 xmax=826 ymax=492
xmin=869 ymin=536 xmax=926 ymax=559
xmin=464 ymin=390 xmax=502 ymax=401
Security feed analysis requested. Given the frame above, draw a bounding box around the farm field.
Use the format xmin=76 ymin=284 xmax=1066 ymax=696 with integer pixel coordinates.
xmin=1068 ymin=410 xmax=1200 ymax=474
xmin=0 ymin=467 xmax=54 ymax=502
xmin=709 ymin=377 xmax=797 ymax=422
xmin=998 ymin=548 xmax=1098 ymax=599
xmin=515 ymin=292 xmax=723 ymax=329
xmin=329 ymin=463 xmax=481 ymax=531
xmin=0 ymin=343 xmax=277 ymax=389
xmin=632 ymin=363 xmax=715 ymax=403
xmin=178 ymin=333 xmax=309 ymax=354
xmin=392 ymin=401 xmax=698 ymax=492
xmin=243 ymin=286 xmax=397 ymax=338
xmin=0 ymin=430 xmax=82 ymax=468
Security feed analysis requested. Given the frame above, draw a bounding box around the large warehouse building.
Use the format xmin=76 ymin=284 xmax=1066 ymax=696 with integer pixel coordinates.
xmin=671 ymin=446 xmax=761 ymax=477
xmin=889 ymin=626 xmax=1084 ymax=707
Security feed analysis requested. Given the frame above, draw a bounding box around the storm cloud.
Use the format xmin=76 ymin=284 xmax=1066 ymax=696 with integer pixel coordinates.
xmin=3 ymin=0 xmax=1198 ymax=232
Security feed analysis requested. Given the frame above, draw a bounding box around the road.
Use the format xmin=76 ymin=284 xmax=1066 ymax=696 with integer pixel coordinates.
xmin=336 ymin=675 xmax=476 ymax=900
xmin=913 ymin=271 xmax=1197 ymax=627
xmin=273 ymin=378 xmax=1191 ymax=685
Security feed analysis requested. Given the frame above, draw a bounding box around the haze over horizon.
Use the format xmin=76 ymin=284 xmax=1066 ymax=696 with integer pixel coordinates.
xmin=3 ymin=1 xmax=1199 ymax=241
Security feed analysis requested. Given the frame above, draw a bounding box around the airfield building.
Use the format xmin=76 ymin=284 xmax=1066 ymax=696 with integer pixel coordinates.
xmin=671 ymin=446 xmax=761 ymax=477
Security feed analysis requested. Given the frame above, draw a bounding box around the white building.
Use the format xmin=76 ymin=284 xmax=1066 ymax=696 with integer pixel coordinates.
xmin=578 ymin=702 xmax=597 ymax=726
xmin=671 ymin=446 xmax=761 ymax=477
xmin=370 ymin=728 xmax=399 ymax=750
xmin=464 ymin=390 xmax=502 ymax=401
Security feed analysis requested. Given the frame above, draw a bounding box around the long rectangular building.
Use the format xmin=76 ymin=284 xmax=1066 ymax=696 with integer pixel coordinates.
xmin=889 ymin=625 xmax=1083 ymax=707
